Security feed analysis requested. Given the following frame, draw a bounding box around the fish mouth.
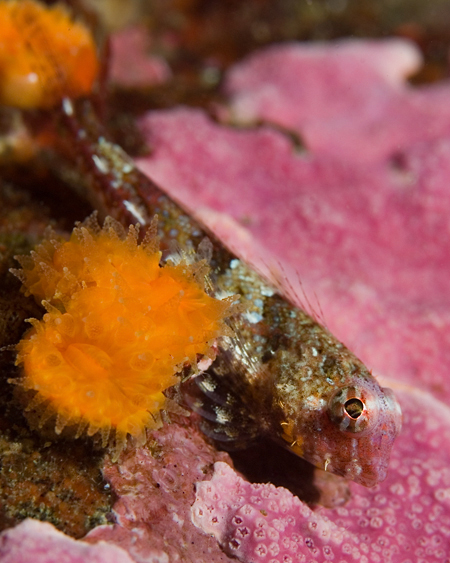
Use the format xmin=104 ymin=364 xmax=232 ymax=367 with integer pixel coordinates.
xmin=328 ymin=455 xmax=388 ymax=487
xmin=318 ymin=438 xmax=390 ymax=487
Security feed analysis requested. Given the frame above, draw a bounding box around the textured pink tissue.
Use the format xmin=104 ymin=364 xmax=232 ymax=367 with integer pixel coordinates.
xmin=0 ymin=519 xmax=134 ymax=563
xmin=225 ymin=38 xmax=450 ymax=165
xmin=109 ymin=26 xmax=171 ymax=88
xmin=85 ymin=423 xmax=234 ymax=563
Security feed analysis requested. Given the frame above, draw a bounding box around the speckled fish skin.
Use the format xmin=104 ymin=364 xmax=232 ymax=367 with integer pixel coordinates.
xmin=61 ymin=101 xmax=402 ymax=487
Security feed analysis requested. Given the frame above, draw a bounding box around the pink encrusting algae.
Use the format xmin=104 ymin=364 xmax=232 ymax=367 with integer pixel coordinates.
xmin=109 ymin=25 xmax=172 ymax=88
xmin=84 ymin=422 xmax=235 ymax=563
xmin=224 ymin=38 xmax=450 ymax=165
xmin=0 ymin=519 xmax=134 ymax=563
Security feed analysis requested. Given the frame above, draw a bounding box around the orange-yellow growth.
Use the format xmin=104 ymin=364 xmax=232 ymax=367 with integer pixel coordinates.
xmin=0 ymin=0 xmax=98 ymax=109
xmin=14 ymin=215 xmax=235 ymax=458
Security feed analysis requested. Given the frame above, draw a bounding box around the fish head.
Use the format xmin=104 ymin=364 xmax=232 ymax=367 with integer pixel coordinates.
xmin=280 ymin=374 xmax=402 ymax=487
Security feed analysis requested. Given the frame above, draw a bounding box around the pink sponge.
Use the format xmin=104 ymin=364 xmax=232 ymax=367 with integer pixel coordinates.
xmin=224 ymin=38 xmax=450 ymax=165
xmin=193 ymin=461 xmax=348 ymax=561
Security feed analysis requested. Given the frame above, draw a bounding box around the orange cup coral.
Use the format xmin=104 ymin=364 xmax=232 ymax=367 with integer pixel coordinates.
xmin=13 ymin=214 xmax=236 ymax=458
xmin=0 ymin=0 xmax=98 ymax=109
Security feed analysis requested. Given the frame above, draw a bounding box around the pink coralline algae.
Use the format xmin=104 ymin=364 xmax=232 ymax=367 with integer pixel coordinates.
xmin=224 ymin=38 xmax=450 ymax=165
xmin=84 ymin=421 xmax=235 ymax=563
xmin=193 ymin=462 xmax=349 ymax=561
xmin=0 ymin=519 xmax=134 ymax=563
xmin=109 ymin=26 xmax=171 ymax=88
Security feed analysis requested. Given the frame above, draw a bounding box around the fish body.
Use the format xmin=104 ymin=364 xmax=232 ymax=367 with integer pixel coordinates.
xmin=59 ymin=99 xmax=402 ymax=487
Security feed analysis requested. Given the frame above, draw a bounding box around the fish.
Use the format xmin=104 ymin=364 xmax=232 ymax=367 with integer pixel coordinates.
xmin=53 ymin=97 xmax=402 ymax=487
xmin=180 ymin=258 xmax=402 ymax=488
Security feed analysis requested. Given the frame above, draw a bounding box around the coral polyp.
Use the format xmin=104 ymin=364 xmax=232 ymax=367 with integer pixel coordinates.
xmin=0 ymin=0 xmax=98 ymax=109
xmin=13 ymin=215 xmax=236 ymax=458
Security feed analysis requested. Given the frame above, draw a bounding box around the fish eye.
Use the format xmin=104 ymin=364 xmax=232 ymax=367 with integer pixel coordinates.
xmin=328 ymin=387 xmax=377 ymax=434
xmin=344 ymin=397 xmax=364 ymax=419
